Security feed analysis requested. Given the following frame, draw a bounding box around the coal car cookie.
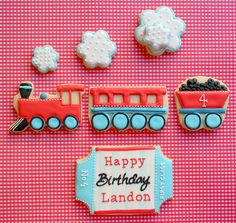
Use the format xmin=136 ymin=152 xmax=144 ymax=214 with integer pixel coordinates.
xmin=89 ymin=86 xmax=168 ymax=131
xmin=76 ymin=146 xmax=173 ymax=215
xmin=9 ymin=82 xmax=84 ymax=132
xmin=174 ymin=76 xmax=230 ymax=131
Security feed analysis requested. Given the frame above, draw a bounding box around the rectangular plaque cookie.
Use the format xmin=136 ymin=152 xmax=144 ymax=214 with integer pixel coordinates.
xmin=76 ymin=146 xmax=172 ymax=215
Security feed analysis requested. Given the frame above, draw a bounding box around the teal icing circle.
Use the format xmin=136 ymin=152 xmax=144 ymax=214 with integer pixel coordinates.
xmin=184 ymin=113 xmax=201 ymax=130
xmin=48 ymin=117 xmax=60 ymax=129
xmin=149 ymin=115 xmax=165 ymax=130
xmin=131 ymin=114 xmax=146 ymax=130
xmin=112 ymin=113 xmax=129 ymax=130
xmin=64 ymin=116 xmax=78 ymax=130
xmin=40 ymin=93 xmax=48 ymax=99
xmin=92 ymin=114 xmax=109 ymax=130
xmin=205 ymin=113 xmax=222 ymax=129
xmin=31 ymin=117 xmax=44 ymax=130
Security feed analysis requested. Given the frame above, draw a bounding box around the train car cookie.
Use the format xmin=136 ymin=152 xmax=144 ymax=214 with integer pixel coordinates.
xmin=174 ymin=76 xmax=230 ymax=131
xmin=76 ymin=146 xmax=173 ymax=215
xmin=89 ymin=86 xmax=168 ymax=131
xmin=9 ymin=82 xmax=84 ymax=132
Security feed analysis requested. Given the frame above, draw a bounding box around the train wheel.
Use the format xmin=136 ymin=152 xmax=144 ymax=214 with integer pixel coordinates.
xmin=184 ymin=113 xmax=201 ymax=130
xmin=205 ymin=113 xmax=222 ymax=129
xmin=148 ymin=115 xmax=165 ymax=131
xmin=30 ymin=117 xmax=45 ymax=131
xmin=112 ymin=113 xmax=129 ymax=130
xmin=64 ymin=115 xmax=79 ymax=130
xmin=130 ymin=113 xmax=147 ymax=130
xmin=92 ymin=113 xmax=110 ymax=131
xmin=47 ymin=117 xmax=61 ymax=130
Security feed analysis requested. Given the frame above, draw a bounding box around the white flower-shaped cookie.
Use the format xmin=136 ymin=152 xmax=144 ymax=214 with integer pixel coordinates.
xmin=135 ymin=6 xmax=186 ymax=55
xmin=77 ymin=30 xmax=116 ymax=68
xmin=32 ymin=45 xmax=59 ymax=73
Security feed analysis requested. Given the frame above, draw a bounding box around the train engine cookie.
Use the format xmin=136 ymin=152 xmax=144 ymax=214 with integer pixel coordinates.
xmin=9 ymin=82 xmax=84 ymax=132
xmin=174 ymin=76 xmax=230 ymax=131
xmin=89 ymin=86 xmax=168 ymax=131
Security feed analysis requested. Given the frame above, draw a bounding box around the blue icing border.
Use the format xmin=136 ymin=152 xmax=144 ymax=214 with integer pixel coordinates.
xmin=154 ymin=146 xmax=173 ymax=212
xmin=76 ymin=148 xmax=96 ymax=214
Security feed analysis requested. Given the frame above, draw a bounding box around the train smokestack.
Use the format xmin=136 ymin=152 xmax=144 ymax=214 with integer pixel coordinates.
xmin=19 ymin=83 xmax=33 ymax=99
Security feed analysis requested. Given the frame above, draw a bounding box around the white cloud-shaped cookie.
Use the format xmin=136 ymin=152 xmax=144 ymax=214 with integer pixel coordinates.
xmin=32 ymin=45 xmax=59 ymax=73
xmin=77 ymin=30 xmax=116 ymax=68
xmin=135 ymin=6 xmax=186 ymax=55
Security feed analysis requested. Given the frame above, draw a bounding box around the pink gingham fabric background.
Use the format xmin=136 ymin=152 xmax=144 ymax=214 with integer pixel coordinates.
xmin=1 ymin=0 xmax=235 ymax=222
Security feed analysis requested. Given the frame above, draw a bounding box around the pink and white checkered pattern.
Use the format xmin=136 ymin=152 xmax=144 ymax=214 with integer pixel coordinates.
xmin=0 ymin=0 xmax=235 ymax=222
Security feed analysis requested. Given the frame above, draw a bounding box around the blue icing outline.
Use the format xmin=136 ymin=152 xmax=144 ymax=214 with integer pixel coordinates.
xmin=154 ymin=146 xmax=173 ymax=212
xmin=135 ymin=6 xmax=186 ymax=54
xmin=76 ymin=30 xmax=116 ymax=68
xmin=32 ymin=45 xmax=59 ymax=73
xmin=76 ymin=148 xmax=96 ymax=214
xmin=179 ymin=108 xmax=226 ymax=114
xmin=90 ymin=106 xmax=168 ymax=114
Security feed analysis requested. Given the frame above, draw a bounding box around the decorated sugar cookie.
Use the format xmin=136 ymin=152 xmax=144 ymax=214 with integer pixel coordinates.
xmin=174 ymin=76 xmax=230 ymax=131
xmin=76 ymin=146 xmax=173 ymax=215
xmin=76 ymin=30 xmax=116 ymax=68
xmin=9 ymin=82 xmax=84 ymax=132
xmin=135 ymin=6 xmax=186 ymax=56
xmin=88 ymin=86 xmax=168 ymax=131
xmin=32 ymin=45 xmax=59 ymax=73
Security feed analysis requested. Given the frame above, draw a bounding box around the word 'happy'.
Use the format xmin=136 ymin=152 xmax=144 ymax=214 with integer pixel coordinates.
xmin=105 ymin=156 xmax=146 ymax=169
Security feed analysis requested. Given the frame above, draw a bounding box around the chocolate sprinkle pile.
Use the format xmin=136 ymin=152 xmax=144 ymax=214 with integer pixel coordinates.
xmin=179 ymin=78 xmax=227 ymax=91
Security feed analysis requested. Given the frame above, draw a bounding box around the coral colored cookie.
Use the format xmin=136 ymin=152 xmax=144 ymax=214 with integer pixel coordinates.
xmin=135 ymin=6 xmax=186 ymax=56
xmin=88 ymin=86 xmax=168 ymax=131
xmin=76 ymin=146 xmax=173 ymax=215
xmin=9 ymin=82 xmax=84 ymax=132
xmin=32 ymin=45 xmax=59 ymax=73
xmin=77 ymin=30 xmax=116 ymax=68
xmin=174 ymin=76 xmax=230 ymax=131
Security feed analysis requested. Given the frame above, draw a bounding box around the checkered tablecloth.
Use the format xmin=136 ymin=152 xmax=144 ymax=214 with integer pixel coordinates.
xmin=1 ymin=0 xmax=235 ymax=222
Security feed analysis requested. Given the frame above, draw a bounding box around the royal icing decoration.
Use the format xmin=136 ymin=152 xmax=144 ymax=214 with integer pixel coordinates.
xmin=32 ymin=45 xmax=59 ymax=73
xmin=76 ymin=30 xmax=116 ymax=68
xmin=89 ymin=86 xmax=168 ymax=131
xmin=174 ymin=76 xmax=230 ymax=131
xmin=135 ymin=6 xmax=186 ymax=56
xmin=9 ymin=82 xmax=84 ymax=132
xmin=76 ymin=146 xmax=173 ymax=215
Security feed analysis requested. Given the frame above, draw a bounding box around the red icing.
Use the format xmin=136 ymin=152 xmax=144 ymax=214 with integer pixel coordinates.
xmin=17 ymin=84 xmax=84 ymax=123
xmin=94 ymin=209 xmax=155 ymax=215
xmin=176 ymin=91 xmax=229 ymax=108
xmin=90 ymin=87 xmax=166 ymax=107
xmin=96 ymin=146 xmax=155 ymax=152
xmin=57 ymin=84 xmax=84 ymax=92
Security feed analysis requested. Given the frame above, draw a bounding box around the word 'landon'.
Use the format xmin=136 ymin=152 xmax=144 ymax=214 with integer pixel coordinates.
xmin=101 ymin=191 xmax=151 ymax=203
xmin=96 ymin=173 xmax=150 ymax=191
xmin=105 ymin=156 xmax=146 ymax=169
